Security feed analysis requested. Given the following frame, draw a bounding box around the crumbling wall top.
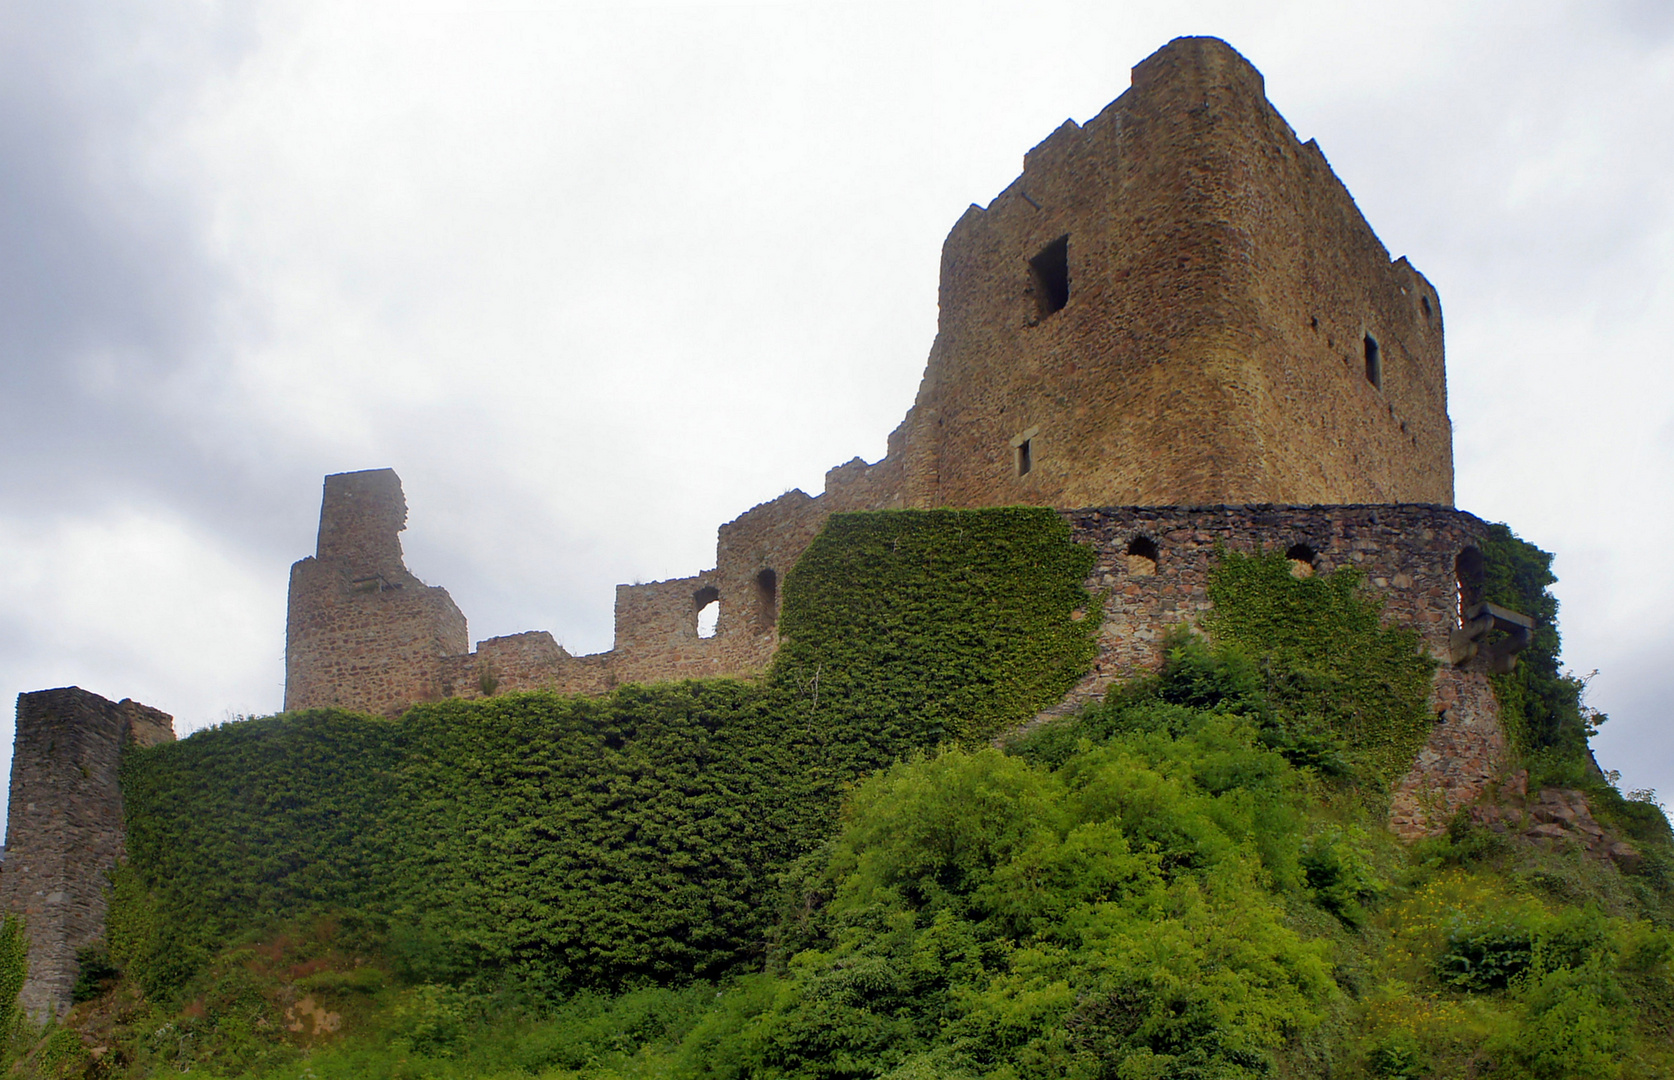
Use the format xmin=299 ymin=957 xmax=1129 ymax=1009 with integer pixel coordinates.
xmin=316 ymin=468 xmax=408 ymax=571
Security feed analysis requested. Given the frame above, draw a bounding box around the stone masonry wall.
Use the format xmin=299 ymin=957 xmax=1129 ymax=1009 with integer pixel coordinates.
xmin=1053 ymin=504 xmax=1507 ymax=836
xmin=285 ymin=470 xmax=469 ymax=717
xmin=0 ymin=688 xmax=174 ymax=1020
xmin=284 ymin=453 xmax=912 ymax=713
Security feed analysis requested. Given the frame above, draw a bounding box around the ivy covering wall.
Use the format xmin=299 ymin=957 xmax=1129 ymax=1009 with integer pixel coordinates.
xmin=1200 ymin=549 xmax=1437 ymax=786
xmin=1477 ymin=522 xmax=1592 ymax=757
xmin=114 ymin=508 xmax=1098 ymax=998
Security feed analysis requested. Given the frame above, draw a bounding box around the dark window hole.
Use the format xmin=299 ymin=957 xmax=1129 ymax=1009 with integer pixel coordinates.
xmin=755 ymin=568 xmax=778 ymax=629
xmin=1455 ymin=547 xmax=1485 ymax=622
xmin=1126 ymin=536 xmax=1158 ymax=577
xmin=1364 ymin=333 xmax=1382 ymax=388
xmin=1029 ymin=235 xmax=1070 ymax=317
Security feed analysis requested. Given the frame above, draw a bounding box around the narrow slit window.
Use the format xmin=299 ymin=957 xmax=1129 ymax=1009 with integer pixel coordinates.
xmin=755 ymin=568 xmax=778 ymax=629
xmin=1011 ymin=426 xmax=1039 ymax=477
xmin=1029 ymin=235 xmax=1070 ymax=317
xmin=1363 ymin=333 xmax=1382 ymax=389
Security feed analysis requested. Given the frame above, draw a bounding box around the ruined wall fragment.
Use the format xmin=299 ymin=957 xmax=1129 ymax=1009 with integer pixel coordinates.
xmin=0 ymin=688 xmax=173 ymax=1020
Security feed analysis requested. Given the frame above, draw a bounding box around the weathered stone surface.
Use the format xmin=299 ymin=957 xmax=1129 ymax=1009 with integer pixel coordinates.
xmin=1466 ymin=782 xmax=1645 ymax=871
xmin=0 ymin=688 xmax=174 ymax=1020
xmin=888 ymin=37 xmax=1451 ymax=512
xmin=284 ymin=469 xmax=468 ymax=717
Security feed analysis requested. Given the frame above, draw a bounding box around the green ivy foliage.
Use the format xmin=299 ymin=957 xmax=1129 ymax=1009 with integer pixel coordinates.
xmin=115 ymin=508 xmax=1097 ymax=1000
xmin=772 ymin=508 xmax=1099 ymax=749
xmin=1199 ymin=549 xmax=1437 ymax=786
xmin=0 ymin=915 xmax=26 ymax=1055
xmin=1477 ymin=523 xmax=1594 ymax=757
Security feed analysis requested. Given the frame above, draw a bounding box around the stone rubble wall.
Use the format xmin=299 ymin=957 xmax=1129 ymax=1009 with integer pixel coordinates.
xmin=1053 ymin=504 xmax=1511 ymax=836
xmin=284 ymin=453 xmax=910 ymax=713
xmin=0 ymin=688 xmax=174 ymax=1020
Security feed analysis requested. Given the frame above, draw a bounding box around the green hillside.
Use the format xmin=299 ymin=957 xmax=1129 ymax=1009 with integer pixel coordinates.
xmin=5 ymin=509 xmax=1670 ymax=1079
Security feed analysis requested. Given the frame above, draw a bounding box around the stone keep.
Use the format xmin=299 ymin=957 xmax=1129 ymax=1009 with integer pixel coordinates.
xmin=887 ymin=36 xmax=1452 ymax=509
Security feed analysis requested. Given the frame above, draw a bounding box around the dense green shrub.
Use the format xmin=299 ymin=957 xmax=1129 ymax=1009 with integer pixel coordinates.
xmin=116 ymin=508 xmax=1096 ymax=999
xmin=678 ymin=737 xmax=1334 ymax=1080
xmin=1478 ymin=523 xmax=1596 ymax=758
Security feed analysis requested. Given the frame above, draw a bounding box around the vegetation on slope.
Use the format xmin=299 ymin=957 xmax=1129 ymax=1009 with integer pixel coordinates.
xmin=111 ymin=508 xmax=1098 ymax=999
xmin=5 ymin=514 xmax=1670 ymax=1078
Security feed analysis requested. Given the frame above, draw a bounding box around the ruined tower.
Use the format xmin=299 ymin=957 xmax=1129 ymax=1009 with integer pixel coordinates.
xmin=1 ymin=688 xmax=174 ymax=1019
xmin=284 ymin=469 xmax=468 ymax=716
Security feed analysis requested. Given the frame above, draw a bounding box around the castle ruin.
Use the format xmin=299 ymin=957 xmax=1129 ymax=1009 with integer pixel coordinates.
xmin=9 ymin=36 xmax=1528 ymax=1018
xmin=283 ymin=36 xmax=1462 ymax=717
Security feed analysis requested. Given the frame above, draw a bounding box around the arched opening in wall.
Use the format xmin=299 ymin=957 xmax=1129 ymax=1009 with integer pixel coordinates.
xmin=694 ymin=586 xmax=720 ymax=639
xmin=1126 ymin=536 xmax=1158 ymax=577
xmin=755 ymin=568 xmax=778 ymax=630
xmin=1455 ymin=547 xmax=1485 ymax=624
xmin=1286 ymin=543 xmax=1317 ymax=578
xmin=1029 ymin=235 xmax=1070 ymax=318
xmin=1363 ymin=333 xmax=1382 ymax=389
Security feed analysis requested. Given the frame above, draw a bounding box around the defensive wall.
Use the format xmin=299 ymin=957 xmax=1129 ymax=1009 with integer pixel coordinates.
xmin=283 ymin=480 xmax=1519 ymax=838
xmin=1050 ymin=503 xmax=1514 ymax=838
xmin=0 ymin=689 xmax=174 ymax=1019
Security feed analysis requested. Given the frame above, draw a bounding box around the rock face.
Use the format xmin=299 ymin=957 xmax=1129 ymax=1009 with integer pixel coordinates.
xmin=0 ymin=688 xmax=174 ymax=1020
xmin=1466 ymin=772 xmax=1644 ymax=870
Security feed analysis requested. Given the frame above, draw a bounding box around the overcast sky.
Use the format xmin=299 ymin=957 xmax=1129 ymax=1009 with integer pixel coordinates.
xmin=3 ymin=0 xmax=1671 ymax=832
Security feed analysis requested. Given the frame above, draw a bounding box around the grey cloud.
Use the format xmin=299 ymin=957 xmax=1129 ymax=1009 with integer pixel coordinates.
xmin=0 ymin=3 xmax=284 ymax=530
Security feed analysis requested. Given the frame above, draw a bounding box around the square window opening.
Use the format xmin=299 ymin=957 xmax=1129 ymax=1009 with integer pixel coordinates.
xmin=1029 ymin=236 xmax=1070 ymax=317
